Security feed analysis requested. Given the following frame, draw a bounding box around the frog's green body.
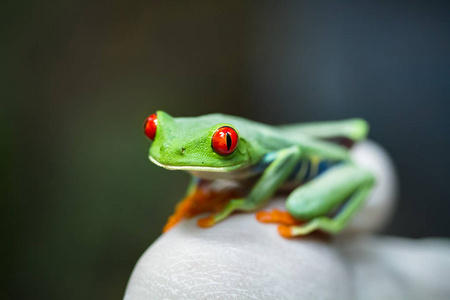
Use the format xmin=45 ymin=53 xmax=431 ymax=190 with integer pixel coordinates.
xmin=147 ymin=111 xmax=375 ymax=237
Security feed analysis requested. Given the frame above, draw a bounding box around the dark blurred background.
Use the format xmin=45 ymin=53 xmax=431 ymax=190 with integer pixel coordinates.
xmin=1 ymin=1 xmax=449 ymax=299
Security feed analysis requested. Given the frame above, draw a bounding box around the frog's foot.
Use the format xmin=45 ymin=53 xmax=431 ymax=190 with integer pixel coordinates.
xmin=164 ymin=188 xmax=240 ymax=232
xmin=277 ymin=225 xmax=296 ymax=238
xmin=163 ymin=188 xmax=207 ymax=233
xmin=276 ymin=217 xmax=336 ymax=238
xmin=197 ymin=215 xmax=215 ymax=228
xmin=256 ymin=209 xmax=303 ymax=226
xmin=163 ymin=198 xmax=191 ymax=232
xmin=197 ymin=199 xmax=252 ymax=228
xmin=163 ymin=215 xmax=183 ymax=233
xmin=191 ymin=189 xmax=240 ymax=216
xmin=197 ymin=209 xmax=228 ymax=229
xmin=277 ymin=224 xmax=315 ymax=238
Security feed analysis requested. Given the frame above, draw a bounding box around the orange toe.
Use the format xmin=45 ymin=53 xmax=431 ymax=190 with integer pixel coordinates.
xmin=197 ymin=216 xmax=216 ymax=228
xmin=278 ymin=225 xmax=295 ymax=238
xmin=255 ymin=211 xmax=275 ymax=223
xmin=256 ymin=209 xmax=302 ymax=226
xmin=163 ymin=215 xmax=182 ymax=233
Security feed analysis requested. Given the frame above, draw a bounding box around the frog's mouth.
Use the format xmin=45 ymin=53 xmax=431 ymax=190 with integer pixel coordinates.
xmin=149 ymin=155 xmax=247 ymax=172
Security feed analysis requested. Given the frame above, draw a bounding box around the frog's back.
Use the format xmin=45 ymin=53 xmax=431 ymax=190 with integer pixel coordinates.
xmin=174 ymin=113 xmax=366 ymax=160
xmin=186 ymin=114 xmax=369 ymax=145
xmin=278 ymin=118 xmax=369 ymax=148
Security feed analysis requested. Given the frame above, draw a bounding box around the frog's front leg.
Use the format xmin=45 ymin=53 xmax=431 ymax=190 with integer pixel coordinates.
xmin=279 ymin=163 xmax=375 ymax=237
xmin=198 ymin=146 xmax=301 ymax=228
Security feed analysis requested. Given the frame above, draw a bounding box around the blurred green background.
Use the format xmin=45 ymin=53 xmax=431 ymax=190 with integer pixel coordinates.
xmin=2 ymin=1 xmax=449 ymax=299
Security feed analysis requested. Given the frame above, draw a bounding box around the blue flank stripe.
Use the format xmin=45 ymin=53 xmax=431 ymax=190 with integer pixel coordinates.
xmin=318 ymin=160 xmax=329 ymax=175
xmin=303 ymin=160 xmax=311 ymax=180
xmin=288 ymin=160 xmax=303 ymax=180
xmin=252 ymin=152 xmax=339 ymax=182
xmin=252 ymin=152 xmax=340 ymax=183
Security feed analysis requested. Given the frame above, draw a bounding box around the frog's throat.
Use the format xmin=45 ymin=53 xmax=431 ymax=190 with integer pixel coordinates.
xmin=149 ymin=155 xmax=247 ymax=172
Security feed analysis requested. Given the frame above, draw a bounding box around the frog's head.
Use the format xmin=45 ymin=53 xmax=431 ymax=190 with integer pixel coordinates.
xmin=143 ymin=111 xmax=251 ymax=172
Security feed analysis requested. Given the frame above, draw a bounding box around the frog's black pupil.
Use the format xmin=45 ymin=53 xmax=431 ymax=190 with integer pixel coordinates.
xmin=226 ymin=132 xmax=232 ymax=150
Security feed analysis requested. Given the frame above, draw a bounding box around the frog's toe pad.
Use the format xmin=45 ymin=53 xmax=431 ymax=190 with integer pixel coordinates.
xmin=278 ymin=225 xmax=295 ymax=238
xmin=256 ymin=209 xmax=303 ymax=226
xmin=197 ymin=216 xmax=216 ymax=228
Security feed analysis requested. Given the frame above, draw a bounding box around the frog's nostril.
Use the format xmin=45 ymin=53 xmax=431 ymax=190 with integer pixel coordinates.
xmin=180 ymin=147 xmax=186 ymax=154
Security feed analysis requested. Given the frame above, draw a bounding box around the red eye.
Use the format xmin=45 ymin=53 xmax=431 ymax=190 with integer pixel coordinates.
xmin=144 ymin=114 xmax=158 ymax=140
xmin=211 ymin=126 xmax=239 ymax=156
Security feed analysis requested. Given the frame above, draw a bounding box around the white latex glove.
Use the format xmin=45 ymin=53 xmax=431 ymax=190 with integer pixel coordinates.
xmin=125 ymin=142 xmax=450 ymax=300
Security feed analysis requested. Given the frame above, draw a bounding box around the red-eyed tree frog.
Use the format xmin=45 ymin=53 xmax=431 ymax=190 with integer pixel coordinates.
xmin=143 ymin=111 xmax=375 ymax=238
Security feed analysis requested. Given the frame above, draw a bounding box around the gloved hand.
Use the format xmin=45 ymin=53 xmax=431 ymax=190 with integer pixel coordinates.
xmin=125 ymin=142 xmax=450 ymax=299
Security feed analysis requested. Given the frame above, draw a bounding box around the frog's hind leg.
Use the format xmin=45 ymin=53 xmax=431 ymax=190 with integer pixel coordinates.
xmin=280 ymin=164 xmax=375 ymax=238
